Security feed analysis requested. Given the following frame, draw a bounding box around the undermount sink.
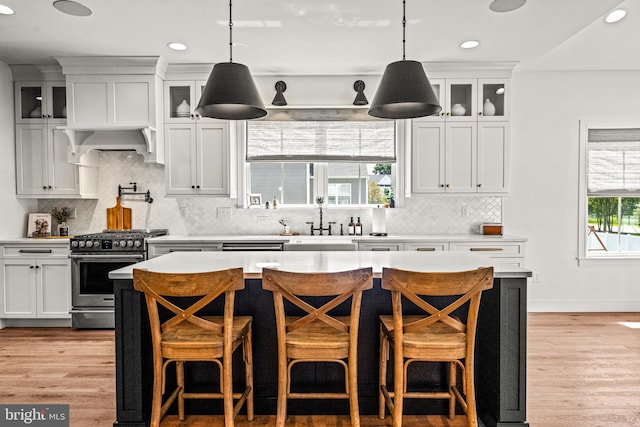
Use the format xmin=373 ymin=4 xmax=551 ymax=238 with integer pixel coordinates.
xmin=284 ymin=237 xmax=356 ymax=251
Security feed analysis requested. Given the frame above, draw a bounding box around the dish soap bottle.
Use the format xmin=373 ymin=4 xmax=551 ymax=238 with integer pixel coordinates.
xmin=348 ymin=217 xmax=355 ymax=236
xmin=355 ymin=217 xmax=362 ymax=236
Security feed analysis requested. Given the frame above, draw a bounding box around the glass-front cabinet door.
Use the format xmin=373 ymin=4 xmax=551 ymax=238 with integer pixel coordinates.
xmin=15 ymin=81 xmax=66 ymax=124
xmin=165 ymin=80 xmax=212 ymax=122
xmin=445 ymin=79 xmax=476 ymax=121
xmin=428 ymin=78 xmax=446 ymax=120
xmin=165 ymin=80 xmax=197 ymax=122
xmin=478 ymin=79 xmax=508 ymax=121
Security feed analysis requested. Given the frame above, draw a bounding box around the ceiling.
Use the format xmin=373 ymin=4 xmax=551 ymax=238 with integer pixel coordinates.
xmin=0 ymin=0 xmax=635 ymax=75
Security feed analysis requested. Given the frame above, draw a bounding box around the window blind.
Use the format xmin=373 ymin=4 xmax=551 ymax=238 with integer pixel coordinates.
xmin=588 ymin=128 xmax=640 ymax=194
xmin=246 ymin=121 xmax=396 ymax=162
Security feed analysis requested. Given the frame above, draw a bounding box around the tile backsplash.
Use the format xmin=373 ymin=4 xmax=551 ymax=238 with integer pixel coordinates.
xmin=38 ymin=151 xmax=501 ymax=236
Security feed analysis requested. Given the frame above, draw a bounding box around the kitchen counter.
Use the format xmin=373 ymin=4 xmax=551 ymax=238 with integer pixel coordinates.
xmin=147 ymin=234 xmax=526 ymax=243
xmin=0 ymin=237 xmax=71 ymax=245
xmin=110 ymin=251 xmax=530 ymax=427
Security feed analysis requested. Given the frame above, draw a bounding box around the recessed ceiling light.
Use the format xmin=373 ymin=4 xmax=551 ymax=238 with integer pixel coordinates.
xmin=489 ymin=0 xmax=526 ymax=13
xmin=167 ymin=42 xmax=188 ymax=51
xmin=53 ymin=0 xmax=92 ymax=17
xmin=460 ymin=40 xmax=480 ymax=49
xmin=0 ymin=4 xmax=15 ymax=14
xmin=605 ymin=9 xmax=626 ymax=24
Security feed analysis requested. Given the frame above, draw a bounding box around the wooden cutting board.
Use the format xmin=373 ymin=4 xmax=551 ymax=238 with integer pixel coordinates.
xmin=106 ymin=197 xmax=132 ymax=230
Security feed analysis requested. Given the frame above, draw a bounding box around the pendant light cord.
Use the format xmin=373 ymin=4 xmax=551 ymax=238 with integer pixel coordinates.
xmin=402 ymin=0 xmax=406 ymax=60
xmin=228 ymin=0 xmax=233 ymax=63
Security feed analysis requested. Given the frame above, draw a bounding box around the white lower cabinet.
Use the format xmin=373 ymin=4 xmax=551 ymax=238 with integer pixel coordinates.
xmin=0 ymin=245 xmax=71 ymax=319
xmin=449 ymin=241 xmax=525 ymax=267
xmin=358 ymin=242 xmax=404 ymax=251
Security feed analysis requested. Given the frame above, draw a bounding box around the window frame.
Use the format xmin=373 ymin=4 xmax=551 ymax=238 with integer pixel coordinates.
xmin=578 ymin=119 xmax=640 ymax=265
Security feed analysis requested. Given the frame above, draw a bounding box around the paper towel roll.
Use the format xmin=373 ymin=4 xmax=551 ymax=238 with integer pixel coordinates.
xmin=372 ymin=208 xmax=386 ymax=235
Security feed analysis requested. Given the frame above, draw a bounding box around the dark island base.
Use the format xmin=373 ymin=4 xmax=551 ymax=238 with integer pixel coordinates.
xmin=114 ymin=277 xmax=528 ymax=427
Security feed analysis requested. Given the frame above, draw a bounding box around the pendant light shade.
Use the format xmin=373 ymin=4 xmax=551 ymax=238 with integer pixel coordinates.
xmin=369 ymin=0 xmax=442 ymax=120
xmin=369 ymin=60 xmax=441 ymax=119
xmin=195 ymin=0 xmax=267 ymax=120
xmin=196 ymin=62 xmax=266 ymax=120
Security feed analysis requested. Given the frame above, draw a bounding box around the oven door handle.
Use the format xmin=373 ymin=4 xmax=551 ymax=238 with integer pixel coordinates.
xmin=69 ymin=254 xmax=145 ymax=260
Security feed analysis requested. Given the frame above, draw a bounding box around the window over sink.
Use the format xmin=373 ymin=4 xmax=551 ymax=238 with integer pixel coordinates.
xmin=244 ymin=115 xmax=398 ymax=207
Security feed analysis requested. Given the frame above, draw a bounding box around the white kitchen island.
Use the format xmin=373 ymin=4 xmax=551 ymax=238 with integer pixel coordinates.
xmin=110 ymin=251 xmax=531 ymax=427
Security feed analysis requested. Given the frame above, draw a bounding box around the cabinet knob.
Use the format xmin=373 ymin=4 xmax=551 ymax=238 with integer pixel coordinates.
xmin=478 ymin=112 xmax=483 ymax=116
xmin=446 ymin=112 xmax=451 ymax=116
xmin=196 ymin=185 xmax=200 ymax=189
xmin=190 ymin=113 xmax=195 ymax=119
xmin=477 ymin=183 xmax=482 ymax=187
xmin=42 ymin=186 xmax=47 ymax=190
xmin=48 ymin=186 xmax=52 ymax=189
xmin=191 ymin=185 xmax=195 ymax=189
xmin=35 ymin=265 xmax=40 ymax=269
xmin=30 ymin=265 xmax=35 ymax=269
xmin=446 ymin=184 xmax=451 ymax=188
xmin=440 ymin=184 xmax=445 ymax=188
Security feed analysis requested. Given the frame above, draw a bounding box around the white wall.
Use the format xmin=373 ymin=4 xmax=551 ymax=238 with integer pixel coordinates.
xmin=507 ymin=70 xmax=640 ymax=311
xmin=0 ymin=61 xmax=35 ymax=237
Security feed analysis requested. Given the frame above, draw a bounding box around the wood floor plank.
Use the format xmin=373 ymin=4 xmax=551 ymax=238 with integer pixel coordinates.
xmin=1 ymin=313 xmax=640 ymax=426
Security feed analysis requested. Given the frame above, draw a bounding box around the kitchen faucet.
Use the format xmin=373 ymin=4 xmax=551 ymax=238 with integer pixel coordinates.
xmin=306 ymin=197 xmax=335 ymax=235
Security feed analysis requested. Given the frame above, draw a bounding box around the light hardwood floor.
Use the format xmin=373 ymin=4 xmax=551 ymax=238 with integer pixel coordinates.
xmin=1 ymin=313 xmax=639 ymax=426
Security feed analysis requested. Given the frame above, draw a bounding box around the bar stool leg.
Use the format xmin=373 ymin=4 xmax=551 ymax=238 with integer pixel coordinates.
xmin=177 ymin=361 xmax=185 ymax=420
xmin=276 ymin=357 xmax=287 ymax=427
xmin=244 ymin=325 xmax=254 ymax=421
xmin=348 ymin=357 xmax=360 ymax=427
xmin=378 ymin=325 xmax=388 ymax=419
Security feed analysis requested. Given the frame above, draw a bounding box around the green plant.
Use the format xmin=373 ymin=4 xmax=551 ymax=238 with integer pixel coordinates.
xmin=51 ymin=207 xmax=71 ymax=223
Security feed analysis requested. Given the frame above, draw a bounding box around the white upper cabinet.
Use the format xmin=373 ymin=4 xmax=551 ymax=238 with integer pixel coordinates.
xmin=14 ymin=81 xmax=67 ymax=125
xmin=164 ymin=80 xmax=209 ymax=123
xmin=164 ymin=121 xmax=230 ymax=196
xmin=412 ymin=66 xmax=512 ymax=194
xmin=425 ymin=78 xmax=509 ymax=122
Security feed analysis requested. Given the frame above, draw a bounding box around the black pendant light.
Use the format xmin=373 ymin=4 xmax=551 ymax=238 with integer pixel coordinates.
xmin=369 ymin=0 xmax=441 ymax=119
xmin=195 ymin=0 xmax=266 ymax=120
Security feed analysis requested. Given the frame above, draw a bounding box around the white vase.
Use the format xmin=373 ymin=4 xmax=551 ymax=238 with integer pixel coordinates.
xmin=483 ymin=98 xmax=496 ymax=116
xmin=451 ymin=103 xmax=466 ymax=116
xmin=176 ymin=100 xmax=190 ymax=117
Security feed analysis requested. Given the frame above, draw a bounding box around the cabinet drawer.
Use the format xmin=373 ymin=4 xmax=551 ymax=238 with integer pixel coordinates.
xmin=404 ymin=243 xmax=448 ymax=252
xmin=358 ymin=243 xmax=403 ymax=251
xmin=2 ymin=245 xmax=69 ymax=257
xmin=450 ymin=242 xmax=524 ymax=257
xmin=148 ymin=243 xmax=222 ymax=258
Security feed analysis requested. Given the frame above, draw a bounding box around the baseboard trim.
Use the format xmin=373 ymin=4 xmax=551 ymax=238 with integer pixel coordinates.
xmin=528 ymin=300 xmax=640 ymax=312
xmin=1 ymin=319 xmax=72 ymax=328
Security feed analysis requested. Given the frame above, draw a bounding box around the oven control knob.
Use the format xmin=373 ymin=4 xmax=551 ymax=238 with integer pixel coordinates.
xmin=120 ymin=240 xmax=127 ymax=248
xmin=78 ymin=241 xmax=85 ymax=248
xmin=71 ymin=241 xmax=78 ymax=248
xmin=93 ymin=240 xmax=100 ymax=248
xmin=113 ymin=241 xmax=119 ymax=247
xmin=134 ymin=240 xmax=142 ymax=248
xmin=86 ymin=241 xmax=93 ymax=248
xmin=126 ymin=240 xmax=134 ymax=248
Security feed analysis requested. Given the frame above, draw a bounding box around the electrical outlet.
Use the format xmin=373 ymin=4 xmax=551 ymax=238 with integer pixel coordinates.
xmin=461 ymin=205 xmax=470 ymax=217
xmin=217 ymin=207 xmax=232 ymax=219
xmin=256 ymin=215 xmax=268 ymax=224
xmin=533 ymin=273 xmax=540 ymax=282
xmin=68 ymin=208 xmax=77 ymax=219
xmin=179 ymin=207 xmax=188 ymax=217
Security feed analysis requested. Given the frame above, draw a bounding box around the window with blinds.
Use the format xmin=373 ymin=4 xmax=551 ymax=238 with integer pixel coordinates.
xmin=588 ymin=128 xmax=640 ymax=195
xmin=582 ymin=125 xmax=640 ymax=257
xmin=246 ymin=121 xmax=396 ymax=162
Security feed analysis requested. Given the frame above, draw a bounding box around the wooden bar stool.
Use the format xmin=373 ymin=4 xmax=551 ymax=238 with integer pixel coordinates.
xmin=378 ymin=267 xmax=494 ymax=427
xmin=262 ymin=267 xmax=373 ymax=427
xmin=133 ymin=268 xmax=253 ymax=427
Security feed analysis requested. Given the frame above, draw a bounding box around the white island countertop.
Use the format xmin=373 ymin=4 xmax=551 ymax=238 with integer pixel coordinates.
xmin=109 ymin=250 xmax=532 ymax=280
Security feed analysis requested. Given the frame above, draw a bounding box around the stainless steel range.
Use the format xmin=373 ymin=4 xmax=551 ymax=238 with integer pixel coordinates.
xmin=69 ymin=229 xmax=167 ymax=328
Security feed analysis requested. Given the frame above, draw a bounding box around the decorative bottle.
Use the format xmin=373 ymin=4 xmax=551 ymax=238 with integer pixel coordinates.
xmin=355 ymin=217 xmax=362 ymax=236
xmin=348 ymin=217 xmax=355 ymax=236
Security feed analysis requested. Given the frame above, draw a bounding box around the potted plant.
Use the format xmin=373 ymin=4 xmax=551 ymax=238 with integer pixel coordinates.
xmin=51 ymin=207 xmax=71 ymax=236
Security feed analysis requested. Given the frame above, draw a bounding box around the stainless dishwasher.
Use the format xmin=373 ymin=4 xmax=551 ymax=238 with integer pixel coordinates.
xmin=221 ymin=242 xmax=285 ymax=251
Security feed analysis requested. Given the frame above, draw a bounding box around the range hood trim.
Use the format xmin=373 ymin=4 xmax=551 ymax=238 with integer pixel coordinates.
xmin=62 ymin=126 xmax=161 ymax=164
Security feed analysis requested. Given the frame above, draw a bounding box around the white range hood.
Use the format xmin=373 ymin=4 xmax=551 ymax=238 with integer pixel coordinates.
xmin=55 ymin=56 xmax=167 ymax=164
